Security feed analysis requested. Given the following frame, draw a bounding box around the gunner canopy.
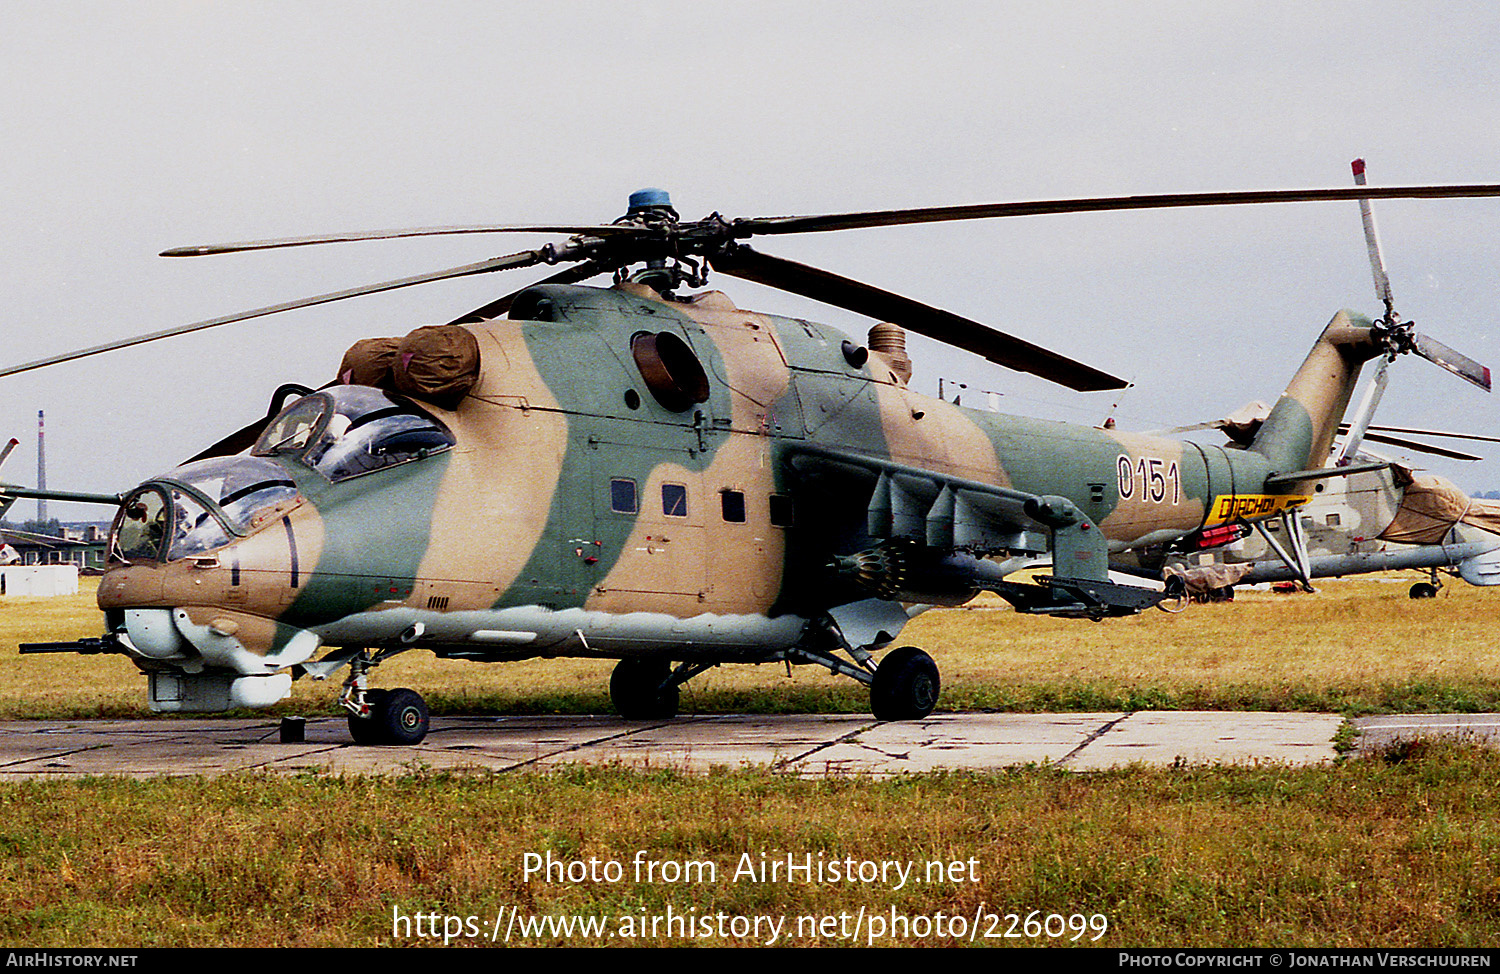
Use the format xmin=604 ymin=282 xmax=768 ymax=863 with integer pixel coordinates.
xmin=110 ymin=455 xmax=298 ymax=564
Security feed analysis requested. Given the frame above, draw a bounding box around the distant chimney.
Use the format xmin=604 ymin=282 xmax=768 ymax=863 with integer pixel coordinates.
xmin=36 ymin=410 xmax=46 ymax=524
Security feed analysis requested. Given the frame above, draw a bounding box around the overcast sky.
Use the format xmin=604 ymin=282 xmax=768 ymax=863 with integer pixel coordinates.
xmin=3 ymin=1 xmax=1498 ymax=521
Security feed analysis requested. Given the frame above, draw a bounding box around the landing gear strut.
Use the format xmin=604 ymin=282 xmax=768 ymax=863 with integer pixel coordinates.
xmin=339 ymin=650 xmax=430 ymax=745
xmin=785 ymin=637 xmax=942 ymax=721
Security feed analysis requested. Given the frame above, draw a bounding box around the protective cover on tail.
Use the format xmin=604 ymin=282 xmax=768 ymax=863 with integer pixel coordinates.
xmin=1379 ymin=467 xmax=1500 ymax=545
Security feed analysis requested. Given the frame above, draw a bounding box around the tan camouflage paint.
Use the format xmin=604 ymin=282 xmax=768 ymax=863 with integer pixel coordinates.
xmin=1096 ymin=431 xmax=1207 ymax=542
xmin=872 ymin=380 xmax=1009 ymax=487
xmin=402 ymin=321 xmax=568 ymax=611
xmin=99 ymin=495 xmax=327 ymax=656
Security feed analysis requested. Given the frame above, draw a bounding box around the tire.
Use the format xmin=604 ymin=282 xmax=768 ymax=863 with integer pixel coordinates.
xmin=870 ymin=646 xmax=940 ymax=721
xmin=347 ymin=688 xmax=388 ymax=745
xmin=610 ymin=658 xmax=679 ymax=720
xmin=348 ymin=687 xmax=429 ymax=745
xmin=1409 ymin=582 xmax=1439 ymax=599
xmin=375 ymin=688 xmax=430 ymax=745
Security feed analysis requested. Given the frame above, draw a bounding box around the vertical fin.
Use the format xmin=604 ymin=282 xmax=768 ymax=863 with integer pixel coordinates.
xmin=1248 ymin=311 xmax=1383 ymax=479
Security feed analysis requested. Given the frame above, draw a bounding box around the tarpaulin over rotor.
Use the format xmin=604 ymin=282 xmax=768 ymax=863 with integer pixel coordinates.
xmin=1163 ymin=562 xmax=1255 ymax=596
xmin=337 ymin=325 xmax=480 ymax=408
xmin=337 ymin=337 xmax=400 ymax=388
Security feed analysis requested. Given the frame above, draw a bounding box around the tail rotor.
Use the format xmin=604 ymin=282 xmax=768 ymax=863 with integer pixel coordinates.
xmin=1336 ymin=159 xmax=1491 ymax=465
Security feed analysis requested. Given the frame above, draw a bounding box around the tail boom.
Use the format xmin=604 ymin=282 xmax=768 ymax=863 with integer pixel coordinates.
xmin=1248 ymin=311 xmax=1383 ymax=483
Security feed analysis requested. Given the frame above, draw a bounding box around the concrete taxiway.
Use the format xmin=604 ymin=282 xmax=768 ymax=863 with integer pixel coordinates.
xmin=1350 ymin=714 xmax=1500 ymax=753
xmin=0 ymin=711 xmax=1355 ymax=778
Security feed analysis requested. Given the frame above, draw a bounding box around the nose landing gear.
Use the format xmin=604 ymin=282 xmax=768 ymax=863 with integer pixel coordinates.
xmin=346 ymin=687 xmax=430 ymax=746
xmin=339 ymin=650 xmax=431 ymax=745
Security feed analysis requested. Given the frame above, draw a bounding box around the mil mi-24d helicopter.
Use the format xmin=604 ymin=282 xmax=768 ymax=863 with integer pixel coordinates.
xmin=4 ymin=169 xmax=1497 ymax=745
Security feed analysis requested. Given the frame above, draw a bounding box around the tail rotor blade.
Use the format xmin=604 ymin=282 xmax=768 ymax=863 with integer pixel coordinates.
xmin=1411 ymin=332 xmax=1493 ymax=391
xmin=1352 ymin=159 xmax=1396 ymax=315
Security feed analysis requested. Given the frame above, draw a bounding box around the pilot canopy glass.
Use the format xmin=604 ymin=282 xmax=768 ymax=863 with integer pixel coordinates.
xmin=110 ymin=456 xmax=300 ymax=564
xmin=253 ymin=386 xmax=455 ymax=482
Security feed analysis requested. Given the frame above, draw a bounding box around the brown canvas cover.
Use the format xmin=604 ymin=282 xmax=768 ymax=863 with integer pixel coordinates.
xmin=391 ymin=325 xmax=481 ymax=406
xmin=1379 ymin=472 xmax=1500 ymax=544
xmin=1164 ymin=562 xmax=1254 ymax=595
xmin=1216 ymin=400 xmax=1271 ymax=445
xmin=337 ymin=337 xmax=401 ymax=388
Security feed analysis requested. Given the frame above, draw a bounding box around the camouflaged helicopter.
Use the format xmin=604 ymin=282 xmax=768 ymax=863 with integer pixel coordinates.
xmin=5 ymin=177 xmax=1498 ymax=745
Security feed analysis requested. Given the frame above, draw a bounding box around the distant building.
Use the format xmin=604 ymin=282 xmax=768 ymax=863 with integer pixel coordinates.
xmin=0 ymin=525 xmax=107 ymax=571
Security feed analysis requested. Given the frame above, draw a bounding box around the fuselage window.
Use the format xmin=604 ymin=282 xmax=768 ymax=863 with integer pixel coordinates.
xmin=720 ymin=489 xmax=746 ymax=523
xmin=610 ymin=478 xmax=638 ymax=514
xmin=769 ymin=493 xmax=794 ymax=527
xmin=662 ymin=483 xmax=688 ymax=518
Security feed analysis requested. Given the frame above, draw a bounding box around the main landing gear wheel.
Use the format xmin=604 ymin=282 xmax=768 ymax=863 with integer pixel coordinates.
xmin=870 ymin=646 xmax=940 ymax=721
xmin=348 ymin=687 xmax=430 ymax=745
xmin=610 ymin=658 xmax=679 ymax=720
xmin=1409 ymin=581 xmax=1439 ymax=599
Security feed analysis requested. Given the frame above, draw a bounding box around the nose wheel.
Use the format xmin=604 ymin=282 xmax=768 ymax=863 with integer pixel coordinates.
xmin=347 ymin=686 xmax=430 ymax=746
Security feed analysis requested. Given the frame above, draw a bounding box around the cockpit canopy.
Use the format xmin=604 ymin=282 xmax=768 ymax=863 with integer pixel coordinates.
xmin=108 ymin=388 xmax=456 ymax=565
xmin=253 ymin=386 xmax=455 ymax=482
xmin=111 ymin=456 xmax=299 ymax=564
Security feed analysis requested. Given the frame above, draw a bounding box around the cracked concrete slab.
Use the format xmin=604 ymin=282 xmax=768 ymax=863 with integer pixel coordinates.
xmin=0 ymin=711 xmax=1350 ymax=778
xmin=1061 ymin=711 xmax=1346 ymax=770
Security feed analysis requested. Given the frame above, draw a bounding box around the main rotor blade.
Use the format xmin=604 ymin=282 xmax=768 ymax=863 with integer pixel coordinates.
xmin=1412 ymin=332 xmax=1493 ymax=392
xmin=1364 ymin=423 xmax=1500 ymax=444
xmin=1152 ymin=421 xmax=1224 ymax=435
xmin=161 ymin=225 xmax=642 ymax=257
xmin=0 ymin=250 xmax=550 ymax=379
xmin=733 ymin=184 xmax=1500 ymax=237
xmin=1359 ymin=431 xmax=1483 ymax=462
xmin=446 ymin=259 xmax=612 ymax=325
xmin=710 ymin=245 xmax=1127 ymax=391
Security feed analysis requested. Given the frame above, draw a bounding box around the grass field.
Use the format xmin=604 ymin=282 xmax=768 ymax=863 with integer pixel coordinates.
xmin=2 ymin=575 xmax=1498 ymax=947
xmin=4 ymin=575 xmax=1498 ymax=719
xmin=4 ymin=748 xmax=1500 ymax=947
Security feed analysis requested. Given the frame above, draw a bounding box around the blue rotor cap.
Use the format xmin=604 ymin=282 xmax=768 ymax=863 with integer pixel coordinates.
xmin=628 ymin=187 xmax=672 ymax=210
